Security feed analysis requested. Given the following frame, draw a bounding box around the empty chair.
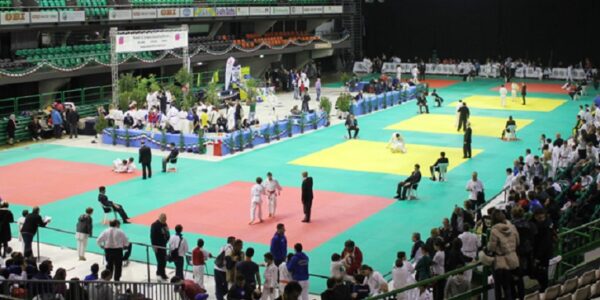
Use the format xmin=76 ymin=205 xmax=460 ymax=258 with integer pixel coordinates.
xmin=556 ymin=294 xmax=571 ymax=300
xmin=578 ymin=270 xmax=596 ymax=287
xmin=572 ymin=285 xmax=590 ymax=300
xmin=562 ymin=277 xmax=578 ymax=295
xmin=592 ymin=281 xmax=600 ymax=298
xmin=524 ymin=291 xmax=540 ymax=300
xmin=544 ymin=284 xmax=562 ymax=300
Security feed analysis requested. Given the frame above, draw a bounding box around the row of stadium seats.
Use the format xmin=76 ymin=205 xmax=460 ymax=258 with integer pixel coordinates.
xmin=236 ymin=31 xmax=317 ymax=48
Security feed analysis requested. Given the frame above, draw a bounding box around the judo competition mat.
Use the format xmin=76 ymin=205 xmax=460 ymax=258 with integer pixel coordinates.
xmin=384 ymin=114 xmax=534 ymax=138
xmin=0 ymin=76 xmax=587 ymax=292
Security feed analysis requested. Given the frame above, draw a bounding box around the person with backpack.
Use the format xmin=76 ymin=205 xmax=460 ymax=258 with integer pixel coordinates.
xmin=168 ymin=224 xmax=189 ymax=279
xmin=215 ymin=236 xmax=236 ymax=300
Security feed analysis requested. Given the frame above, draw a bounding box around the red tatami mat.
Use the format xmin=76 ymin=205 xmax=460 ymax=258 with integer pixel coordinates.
xmin=131 ymin=181 xmax=393 ymax=250
xmin=0 ymin=158 xmax=139 ymax=206
xmin=492 ymin=83 xmax=565 ymax=94
xmin=420 ymin=79 xmax=459 ymax=89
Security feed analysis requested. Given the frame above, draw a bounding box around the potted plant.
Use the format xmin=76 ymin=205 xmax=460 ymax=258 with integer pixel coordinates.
xmin=160 ymin=128 xmax=167 ymax=151
xmin=319 ymin=97 xmax=332 ymax=126
xmin=224 ymin=134 xmax=236 ymax=154
xmin=298 ymin=112 xmax=306 ymax=134
xmin=263 ymin=124 xmax=271 ymax=143
xmin=94 ymin=109 xmax=108 ymax=139
xmin=340 ymin=72 xmax=351 ymax=92
xmin=111 ymin=124 xmax=117 ymax=146
xmin=236 ymin=131 xmax=245 ymax=152
xmin=124 ymin=127 xmax=130 ymax=147
xmin=335 ymin=93 xmax=351 ymax=119
xmin=197 ymin=129 xmax=206 ymax=154
xmin=310 ymin=113 xmax=318 ymax=130
xmin=246 ymin=128 xmax=254 ymax=149
xmin=286 ymin=118 xmax=293 ymax=138
xmin=273 ymin=121 xmax=281 ymax=140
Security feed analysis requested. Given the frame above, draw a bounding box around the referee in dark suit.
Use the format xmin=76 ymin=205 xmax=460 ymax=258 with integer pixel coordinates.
xmin=463 ymin=123 xmax=472 ymax=158
xmin=139 ymin=140 xmax=152 ymax=180
xmin=301 ymin=171 xmax=313 ymax=223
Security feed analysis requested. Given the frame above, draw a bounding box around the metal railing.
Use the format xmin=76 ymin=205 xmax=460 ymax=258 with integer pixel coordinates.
xmin=0 ymin=278 xmax=183 ymax=300
xmin=555 ymin=217 xmax=600 ymax=280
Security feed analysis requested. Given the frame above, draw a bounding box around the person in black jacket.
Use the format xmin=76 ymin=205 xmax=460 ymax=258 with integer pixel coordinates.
xmin=139 ymin=140 xmax=152 ymax=180
xmin=75 ymin=207 xmax=93 ymax=261
xmin=395 ymin=164 xmax=422 ymax=200
xmin=98 ymin=186 xmax=130 ymax=223
xmin=521 ymin=82 xmax=527 ymax=105
xmin=0 ymin=202 xmax=14 ymax=258
xmin=345 ymin=114 xmax=359 ymax=139
xmin=457 ymin=103 xmax=470 ymax=132
xmin=301 ymin=171 xmax=313 ymax=223
xmin=531 ymin=208 xmax=554 ymax=292
xmin=6 ymin=114 xmax=17 ymax=145
xmin=162 ymin=143 xmax=179 ymax=173
xmin=463 ymin=123 xmax=472 ymax=158
xmin=20 ymin=206 xmax=50 ymax=258
xmin=429 ymin=152 xmax=449 ymax=181
xmin=151 ymin=213 xmax=170 ymax=280
xmin=66 ymin=107 xmax=80 ymax=139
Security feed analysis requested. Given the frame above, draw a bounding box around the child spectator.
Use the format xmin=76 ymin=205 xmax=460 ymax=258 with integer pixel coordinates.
xmin=84 ymin=263 xmax=99 ymax=281
xmin=262 ymin=253 xmax=278 ymax=300
xmin=192 ymin=238 xmax=211 ymax=289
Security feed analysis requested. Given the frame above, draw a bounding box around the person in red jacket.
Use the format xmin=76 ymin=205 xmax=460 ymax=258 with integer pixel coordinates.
xmin=341 ymin=240 xmax=363 ymax=276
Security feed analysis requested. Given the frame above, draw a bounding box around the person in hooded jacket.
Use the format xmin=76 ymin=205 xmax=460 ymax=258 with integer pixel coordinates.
xmin=487 ymin=210 xmax=519 ymax=300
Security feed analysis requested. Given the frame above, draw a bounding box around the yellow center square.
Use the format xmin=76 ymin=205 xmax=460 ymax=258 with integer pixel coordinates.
xmin=449 ymin=95 xmax=565 ymax=112
xmin=385 ymin=114 xmax=533 ymax=137
xmin=289 ymin=139 xmax=482 ymax=176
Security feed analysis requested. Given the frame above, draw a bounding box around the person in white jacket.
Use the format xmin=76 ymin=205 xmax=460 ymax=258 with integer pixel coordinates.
xmin=249 ymin=177 xmax=266 ymax=225
xmin=391 ymin=259 xmax=417 ymax=300
xmin=387 ymin=133 xmax=407 ymax=153
xmin=262 ymin=253 xmax=279 ymax=300
xmin=499 ymin=84 xmax=508 ymax=107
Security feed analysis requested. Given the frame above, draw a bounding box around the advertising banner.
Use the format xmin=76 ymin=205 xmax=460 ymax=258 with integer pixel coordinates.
xmin=116 ymin=30 xmax=188 ymax=53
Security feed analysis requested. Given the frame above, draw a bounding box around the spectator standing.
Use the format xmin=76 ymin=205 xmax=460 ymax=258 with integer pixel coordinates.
xmin=75 ymin=207 xmax=93 ymax=261
xmin=20 ymin=206 xmax=50 ymax=258
xmin=262 ymin=253 xmax=278 ymax=300
xmin=287 ymin=243 xmax=310 ymax=300
xmin=410 ymin=232 xmax=425 ymax=262
xmin=465 ymin=172 xmax=484 ymax=206
xmin=51 ymin=105 xmax=63 ymax=138
xmin=360 ymin=265 xmax=388 ymax=296
xmin=168 ymin=224 xmax=189 ymax=279
xmin=431 ymin=241 xmax=446 ymax=300
xmin=0 ymin=202 xmax=14 ymax=258
xmin=531 ymin=209 xmax=554 ymax=292
xmin=487 ymin=211 xmax=520 ymax=300
xmin=214 ymin=236 xmax=235 ymax=300
xmin=270 ymin=223 xmax=287 ymax=266
xmin=97 ymin=220 xmax=130 ymax=281
xmin=6 ymin=114 xmax=17 ymax=145
xmin=66 ymin=107 xmax=80 ymax=139
xmin=236 ymin=247 xmax=261 ymax=298
xmin=150 ymin=213 xmax=170 ymax=280
xmin=192 ymin=238 xmax=211 ymax=289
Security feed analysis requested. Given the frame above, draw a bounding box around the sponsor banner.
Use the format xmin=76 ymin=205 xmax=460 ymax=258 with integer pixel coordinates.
xmin=323 ymin=5 xmax=343 ymax=14
xmin=116 ymin=30 xmax=188 ymax=53
xmin=303 ymin=6 xmax=323 ymax=14
xmin=60 ymin=11 xmax=85 ymax=22
xmin=108 ymin=9 xmax=132 ymax=20
xmin=249 ymin=6 xmax=269 ymax=16
xmin=132 ymin=8 xmax=157 ymax=19
xmin=30 ymin=11 xmax=59 ymax=23
xmin=180 ymin=7 xmax=194 ymax=18
xmin=0 ymin=12 xmax=29 ymax=25
xmin=194 ymin=7 xmax=216 ymax=17
xmin=236 ymin=7 xmax=249 ymax=16
xmin=290 ymin=6 xmax=303 ymax=15
xmin=270 ymin=6 xmax=289 ymax=15
xmin=313 ymin=42 xmax=332 ymax=49
xmin=157 ymin=8 xmax=179 ymax=18
xmin=216 ymin=7 xmax=236 ymax=17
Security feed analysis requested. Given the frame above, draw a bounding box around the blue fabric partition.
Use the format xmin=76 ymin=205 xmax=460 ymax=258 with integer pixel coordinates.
xmin=101 ymin=111 xmax=328 ymax=156
xmin=349 ymin=86 xmax=419 ymax=116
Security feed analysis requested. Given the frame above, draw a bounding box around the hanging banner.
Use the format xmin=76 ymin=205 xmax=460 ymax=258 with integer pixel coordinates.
xmin=194 ymin=7 xmax=216 ymax=17
xmin=157 ymin=8 xmax=179 ymax=18
xmin=303 ymin=6 xmax=323 ymax=14
xmin=132 ymin=9 xmax=157 ymax=19
xmin=109 ymin=9 xmax=132 ymax=20
xmin=216 ymin=7 xmax=236 ymax=17
xmin=249 ymin=7 xmax=270 ymax=16
xmin=236 ymin=7 xmax=249 ymax=16
xmin=59 ymin=11 xmax=85 ymax=22
xmin=180 ymin=7 xmax=194 ymax=18
xmin=290 ymin=6 xmax=303 ymax=15
xmin=225 ymin=56 xmax=235 ymax=90
xmin=323 ymin=5 xmax=343 ymax=14
xmin=1 ymin=12 xmax=30 ymax=25
xmin=270 ymin=6 xmax=290 ymax=15
xmin=116 ymin=30 xmax=188 ymax=53
xmin=30 ymin=11 xmax=59 ymax=23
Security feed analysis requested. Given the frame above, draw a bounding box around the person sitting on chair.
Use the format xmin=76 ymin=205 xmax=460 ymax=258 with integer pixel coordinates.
xmin=501 ymin=116 xmax=517 ymax=141
xmin=431 ymin=89 xmax=444 ymax=107
xmin=417 ymin=93 xmax=429 ymax=114
xmin=98 ymin=186 xmax=130 ymax=224
xmin=387 ymin=132 xmax=407 ymax=153
xmin=113 ymin=157 xmax=136 ymax=173
xmin=162 ymin=143 xmax=179 ymax=173
xmin=429 ymin=152 xmax=449 ymax=181
xmin=395 ymin=164 xmax=421 ymax=200
xmin=345 ymin=114 xmax=359 ymax=139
